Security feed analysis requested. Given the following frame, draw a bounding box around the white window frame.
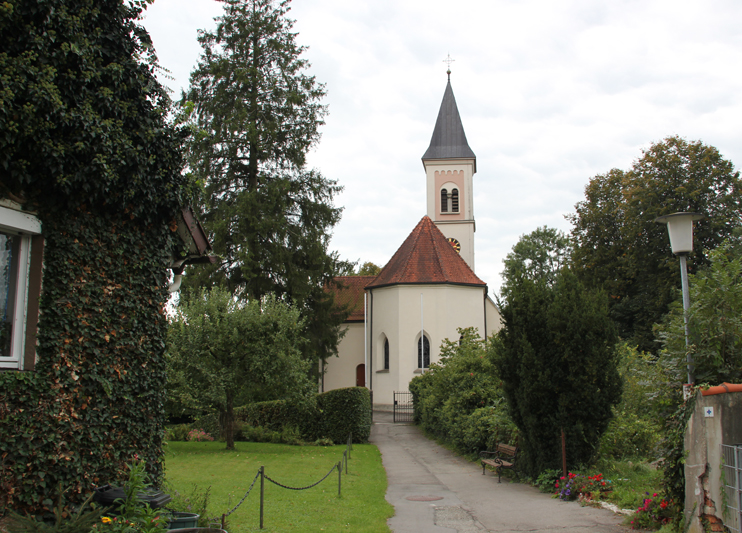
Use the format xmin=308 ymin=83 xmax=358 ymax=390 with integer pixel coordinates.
xmin=0 ymin=205 xmax=41 ymax=370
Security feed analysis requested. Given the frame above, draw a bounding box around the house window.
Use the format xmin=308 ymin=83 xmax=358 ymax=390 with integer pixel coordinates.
xmin=440 ymin=189 xmax=448 ymax=213
xmin=1 ymin=232 xmax=30 ymax=368
xmin=384 ymin=338 xmax=389 ymax=370
xmin=0 ymin=205 xmax=43 ymax=370
xmin=417 ymin=335 xmax=430 ymax=369
xmin=451 ymin=188 xmax=459 ymax=213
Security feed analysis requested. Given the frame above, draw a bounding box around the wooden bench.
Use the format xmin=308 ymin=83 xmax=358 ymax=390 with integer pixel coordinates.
xmin=480 ymin=444 xmax=518 ymax=483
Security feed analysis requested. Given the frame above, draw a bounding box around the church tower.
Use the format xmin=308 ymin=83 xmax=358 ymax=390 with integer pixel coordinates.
xmin=422 ymin=76 xmax=477 ymax=271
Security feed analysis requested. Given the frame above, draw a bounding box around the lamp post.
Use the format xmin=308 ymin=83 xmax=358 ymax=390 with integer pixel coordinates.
xmin=655 ymin=212 xmax=704 ymax=391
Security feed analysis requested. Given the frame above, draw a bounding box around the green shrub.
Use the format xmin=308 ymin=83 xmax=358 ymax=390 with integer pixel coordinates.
xmin=410 ymin=328 xmax=517 ymax=456
xmin=599 ymin=412 xmax=661 ymax=460
xmin=597 ymin=344 xmax=663 ymax=461
xmin=165 ymin=425 xmax=192 ymax=442
xmin=237 ymin=398 xmax=320 ymax=439
xmin=192 ymin=413 xmax=221 ymax=441
xmin=235 ymin=424 xmax=303 ymax=445
xmin=317 ymin=387 xmax=372 ymax=444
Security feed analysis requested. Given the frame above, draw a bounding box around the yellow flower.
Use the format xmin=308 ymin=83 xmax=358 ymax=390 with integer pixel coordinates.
xmin=101 ymin=517 xmax=112 ymax=524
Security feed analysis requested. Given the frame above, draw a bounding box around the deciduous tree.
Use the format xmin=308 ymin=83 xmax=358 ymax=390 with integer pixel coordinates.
xmin=500 ymin=226 xmax=571 ymax=297
xmin=569 ymin=136 xmax=742 ymax=352
xmin=168 ymin=288 xmax=313 ymax=449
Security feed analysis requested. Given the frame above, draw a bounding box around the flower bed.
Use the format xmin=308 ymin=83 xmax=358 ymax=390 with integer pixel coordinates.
xmin=555 ymin=472 xmax=612 ymax=501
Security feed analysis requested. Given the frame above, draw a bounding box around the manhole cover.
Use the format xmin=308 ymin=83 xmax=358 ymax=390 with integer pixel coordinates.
xmin=406 ymin=495 xmax=443 ymax=502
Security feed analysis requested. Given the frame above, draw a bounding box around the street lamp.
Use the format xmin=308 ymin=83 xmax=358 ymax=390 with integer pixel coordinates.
xmin=655 ymin=212 xmax=704 ymax=390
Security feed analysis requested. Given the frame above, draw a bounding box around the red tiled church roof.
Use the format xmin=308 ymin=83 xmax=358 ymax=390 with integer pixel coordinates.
xmin=366 ymin=216 xmax=486 ymax=289
xmin=332 ymin=276 xmax=375 ymax=322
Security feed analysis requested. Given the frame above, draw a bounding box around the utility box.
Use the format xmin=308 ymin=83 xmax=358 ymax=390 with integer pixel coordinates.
xmin=685 ymin=385 xmax=742 ymax=533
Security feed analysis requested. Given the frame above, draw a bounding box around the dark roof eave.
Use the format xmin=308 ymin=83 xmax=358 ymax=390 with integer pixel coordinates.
xmin=366 ymin=281 xmax=487 ymax=291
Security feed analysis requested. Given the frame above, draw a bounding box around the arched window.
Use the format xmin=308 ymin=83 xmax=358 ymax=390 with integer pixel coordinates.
xmin=417 ymin=336 xmax=430 ymax=369
xmin=451 ymin=188 xmax=459 ymax=213
xmin=384 ymin=338 xmax=390 ymax=370
xmin=440 ymin=188 xmax=448 ymax=213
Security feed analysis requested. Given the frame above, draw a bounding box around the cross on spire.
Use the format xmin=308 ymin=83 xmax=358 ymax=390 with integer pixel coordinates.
xmin=443 ymin=54 xmax=455 ymax=80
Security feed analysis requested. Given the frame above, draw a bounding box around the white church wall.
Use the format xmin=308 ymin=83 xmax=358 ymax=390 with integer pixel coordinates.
xmin=368 ymin=283 xmax=487 ymax=408
xmin=485 ymin=296 xmax=502 ymax=338
xmin=367 ymin=286 xmax=399 ymax=408
xmin=322 ymin=321 xmax=365 ymax=392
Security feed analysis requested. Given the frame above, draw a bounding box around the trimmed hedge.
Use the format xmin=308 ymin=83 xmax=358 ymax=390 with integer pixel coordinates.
xmin=237 ymin=398 xmax=320 ymax=439
xmin=234 ymin=388 xmax=371 ymax=444
xmin=317 ymin=387 xmax=372 ymax=444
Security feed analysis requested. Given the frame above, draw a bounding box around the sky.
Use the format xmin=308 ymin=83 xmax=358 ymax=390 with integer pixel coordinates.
xmin=142 ymin=0 xmax=742 ymax=296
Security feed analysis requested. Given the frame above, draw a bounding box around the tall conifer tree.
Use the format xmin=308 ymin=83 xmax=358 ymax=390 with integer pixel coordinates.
xmin=182 ymin=0 xmax=351 ymax=363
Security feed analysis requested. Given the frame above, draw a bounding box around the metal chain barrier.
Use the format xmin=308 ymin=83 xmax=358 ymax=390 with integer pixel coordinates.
xmin=263 ymin=462 xmax=338 ymax=491
xmin=217 ymin=433 xmax=355 ymax=530
xmin=224 ymin=469 xmax=261 ymax=517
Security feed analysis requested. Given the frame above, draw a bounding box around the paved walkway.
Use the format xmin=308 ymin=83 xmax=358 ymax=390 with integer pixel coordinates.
xmin=370 ymin=411 xmax=629 ymax=533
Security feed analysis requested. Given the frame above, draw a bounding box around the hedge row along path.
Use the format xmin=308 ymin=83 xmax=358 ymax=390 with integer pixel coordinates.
xmin=370 ymin=411 xmax=629 ymax=532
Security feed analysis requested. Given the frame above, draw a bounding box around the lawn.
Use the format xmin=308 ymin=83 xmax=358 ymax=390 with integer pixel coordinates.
xmin=163 ymin=441 xmax=394 ymax=533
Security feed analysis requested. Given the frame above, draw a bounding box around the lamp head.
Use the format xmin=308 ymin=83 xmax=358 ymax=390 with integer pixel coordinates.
xmin=655 ymin=212 xmax=704 ymax=255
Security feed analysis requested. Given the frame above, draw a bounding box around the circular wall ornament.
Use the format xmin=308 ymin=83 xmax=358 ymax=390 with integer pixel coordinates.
xmin=447 ymin=238 xmax=461 ymax=253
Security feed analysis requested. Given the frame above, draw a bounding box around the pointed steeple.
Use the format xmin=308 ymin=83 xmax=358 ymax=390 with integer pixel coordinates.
xmin=421 ymin=80 xmax=476 ymax=162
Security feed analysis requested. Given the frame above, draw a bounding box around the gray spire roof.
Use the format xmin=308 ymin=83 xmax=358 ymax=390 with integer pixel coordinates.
xmin=422 ymin=80 xmax=476 ymax=162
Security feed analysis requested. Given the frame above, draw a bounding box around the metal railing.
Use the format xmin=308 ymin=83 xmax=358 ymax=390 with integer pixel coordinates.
xmin=393 ymin=391 xmax=413 ymax=423
xmin=722 ymin=444 xmax=742 ymax=533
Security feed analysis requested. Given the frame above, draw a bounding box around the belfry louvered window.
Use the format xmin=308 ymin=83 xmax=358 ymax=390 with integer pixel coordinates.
xmin=440 ymin=189 xmax=448 ymax=212
xmin=451 ymin=188 xmax=459 ymax=213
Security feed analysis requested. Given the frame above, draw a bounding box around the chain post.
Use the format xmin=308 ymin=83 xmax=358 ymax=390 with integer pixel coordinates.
xmin=337 ymin=461 xmax=342 ymax=497
xmin=344 ymin=450 xmax=348 ymax=474
xmin=260 ymin=465 xmax=265 ymax=529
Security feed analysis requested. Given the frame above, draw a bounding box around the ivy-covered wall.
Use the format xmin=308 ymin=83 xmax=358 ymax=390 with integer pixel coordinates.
xmin=0 ymin=0 xmax=192 ymax=514
xmin=0 ymin=208 xmax=175 ymax=512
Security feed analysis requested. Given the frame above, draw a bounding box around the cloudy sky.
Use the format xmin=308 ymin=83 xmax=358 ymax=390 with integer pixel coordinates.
xmin=142 ymin=0 xmax=742 ymax=296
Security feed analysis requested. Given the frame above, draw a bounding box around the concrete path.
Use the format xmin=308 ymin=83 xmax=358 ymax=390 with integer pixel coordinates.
xmin=370 ymin=411 xmax=629 ymax=533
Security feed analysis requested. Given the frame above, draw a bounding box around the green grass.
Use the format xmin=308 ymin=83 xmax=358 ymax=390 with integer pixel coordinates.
xmin=163 ymin=441 xmax=394 ymax=533
xmin=594 ymin=459 xmax=664 ymax=510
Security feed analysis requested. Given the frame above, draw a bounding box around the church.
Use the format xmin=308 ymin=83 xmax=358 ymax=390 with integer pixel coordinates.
xmin=322 ymin=76 xmax=501 ymax=409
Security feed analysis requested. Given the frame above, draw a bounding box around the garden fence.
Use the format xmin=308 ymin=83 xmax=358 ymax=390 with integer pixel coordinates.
xmin=722 ymin=444 xmax=742 ymax=533
xmin=219 ymin=433 xmax=354 ymax=530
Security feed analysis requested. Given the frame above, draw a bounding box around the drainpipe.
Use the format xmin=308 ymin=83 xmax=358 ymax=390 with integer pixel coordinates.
xmin=483 ymin=288 xmax=488 ymax=338
xmin=364 ymin=292 xmax=368 ymax=388
xmin=369 ymin=290 xmax=373 ymax=391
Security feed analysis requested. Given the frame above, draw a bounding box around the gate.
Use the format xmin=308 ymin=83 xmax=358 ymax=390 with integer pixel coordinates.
xmin=722 ymin=444 xmax=742 ymax=533
xmin=393 ymin=391 xmax=413 ymax=423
